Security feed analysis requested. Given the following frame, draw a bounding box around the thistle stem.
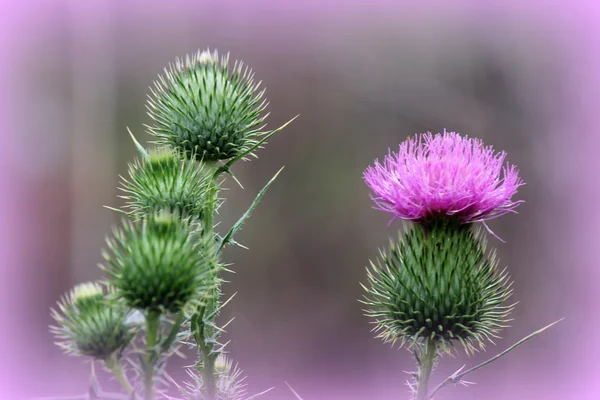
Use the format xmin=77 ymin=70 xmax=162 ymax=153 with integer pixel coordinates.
xmin=144 ymin=310 xmax=161 ymax=400
xmin=192 ymin=307 xmax=217 ymax=400
xmin=202 ymin=162 xmax=219 ymax=250
xmin=415 ymin=339 xmax=437 ymax=400
xmin=104 ymin=355 xmax=133 ymax=395
xmin=196 ymin=163 xmax=221 ymax=400
xmin=200 ymin=339 xmax=218 ymax=399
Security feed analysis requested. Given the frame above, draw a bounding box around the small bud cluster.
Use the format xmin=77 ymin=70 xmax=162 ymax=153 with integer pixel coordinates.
xmin=49 ymin=48 xmax=293 ymax=400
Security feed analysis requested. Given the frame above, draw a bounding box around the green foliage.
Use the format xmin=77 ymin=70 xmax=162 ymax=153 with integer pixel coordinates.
xmin=48 ymin=48 xmax=293 ymax=400
xmin=102 ymin=212 xmax=214 ymax=313
xmin=147 ymin=49 xmax=268 ymax=161
xmin=119 ymin=147 xmax=210 ymax=219
xmin=363 ymin=221 xmax=514 ymax=354
xmin=218 ymin=166 xmax=284 ymax=253
xmin=50 ymin=282 xmax=135 ymax=359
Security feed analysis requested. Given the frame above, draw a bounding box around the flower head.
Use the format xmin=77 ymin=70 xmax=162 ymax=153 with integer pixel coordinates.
xmin=50 ymin=282 xmax=135 ymax=359
xmin=364 ymin=131 xmax=523 ymax=224
xmin=119 ymin=147 xmax=209 ymax=219
xmin=101 ymin=212 xmax=214 ymax=313
xmin=146 ymin=49 xmax=268 ymax=162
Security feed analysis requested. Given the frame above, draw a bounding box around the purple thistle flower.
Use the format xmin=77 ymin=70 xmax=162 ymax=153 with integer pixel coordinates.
xmin=364 ymin=130 xmax=524 ymax=225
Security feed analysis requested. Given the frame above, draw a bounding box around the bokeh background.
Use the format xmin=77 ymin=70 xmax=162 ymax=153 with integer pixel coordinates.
xmin=2 ymin=1 xmax=600 ymax=399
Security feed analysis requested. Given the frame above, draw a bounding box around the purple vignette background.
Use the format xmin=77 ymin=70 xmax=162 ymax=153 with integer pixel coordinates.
xmin=1 ymin=1 xmax=599 ymax=399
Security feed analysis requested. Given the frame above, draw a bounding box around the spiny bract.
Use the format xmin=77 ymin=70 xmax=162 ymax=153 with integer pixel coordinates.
xmin=102 ymin=213 xmax=214 ymax=313
xmin=147 ymin=49 xmax=268 ymax=161
xmin=50 ymin=282 xmax=135 ymax=359
xmin=119 ymin=147 xmax=209 ymax=219
xmin=176 ymin=355 xmax=250 ymax=400
xmin=363 ymin=221 xmax=514 ymax=353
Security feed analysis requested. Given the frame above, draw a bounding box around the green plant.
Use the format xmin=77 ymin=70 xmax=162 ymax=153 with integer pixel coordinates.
xmin=362 ymin=131 xmax=561 ymax=399
xmin=47 ymin=49 xmax=295 ymax=400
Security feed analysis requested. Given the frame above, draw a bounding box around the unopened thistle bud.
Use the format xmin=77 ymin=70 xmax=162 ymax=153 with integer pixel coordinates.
xmin=177 ymin=357 xmax=248 ymax=400
xmin=50 ymin=282 xmax=135 ymax=359
xmin=214 ymin=354 xmax=232 ymax=375
xmin=102 ymin=212 xmax=213 ymax=313
xmin=119 ymin=147 xmax=209 ymax=219
xmin=363 ymin=221 xmax=514 ymax=353
xmin=147 ymin=49 xmax=268 ymax=161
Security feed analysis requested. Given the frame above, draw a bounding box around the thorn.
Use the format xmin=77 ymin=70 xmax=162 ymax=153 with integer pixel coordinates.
xmin=226 ymin=168 xmax=245 ymax=189
xmin=285 ymin=382 xmax=305 ymax=400
xmin=127 ymin=127 xmax=150 ymax=161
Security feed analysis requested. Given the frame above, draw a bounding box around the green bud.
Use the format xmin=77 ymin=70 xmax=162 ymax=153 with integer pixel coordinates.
xmin=363 ymin=221 xmax=514 ymax=353
xmin=177 ymin=358 xmax=248 ymax=400
xmin=147 ymin=49 xmax=268 ymax=161
xmin=50 ymin=282 xmax=135 ymax=359
xmin=214 ymin=354 xmax=232 ymax=375
xmin=119 ymin=147 xmax=209 ymax=219
xmin=102 ymin=213 xmax=213 ymax=313
xmin=70 ymin=281 xmax=104 ymax=310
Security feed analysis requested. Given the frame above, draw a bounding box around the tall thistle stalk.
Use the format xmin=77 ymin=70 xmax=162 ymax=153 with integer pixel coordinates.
xmin=48 ymin=49 xmax=295 ymax=400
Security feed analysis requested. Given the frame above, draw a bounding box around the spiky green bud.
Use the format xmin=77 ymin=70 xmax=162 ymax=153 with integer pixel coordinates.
xmin=119 ymin=147 xmax=209 ymax=219
xmin=177 ymin=357 xmax=250 ymax=400
xmin=363 ymin=221 xmax=514 ymax=353
xmin=50 ymin=282 xmax=135 ymax=359
xmin=147 ymin=49 xmax=268 ymax=161
xmin=214 ymin=354 xmax=232 ymax=375
xmin=102 ymin=213 xmax=213 ymax=313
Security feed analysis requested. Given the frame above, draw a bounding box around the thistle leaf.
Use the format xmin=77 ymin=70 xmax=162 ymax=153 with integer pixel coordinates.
xmin=428 ymin=318 xmax=564 ymax=399
xmin=218 ymin=167 xmax=284 ymax=253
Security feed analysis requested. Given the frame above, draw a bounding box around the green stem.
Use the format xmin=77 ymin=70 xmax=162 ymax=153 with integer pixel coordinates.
xmin=201 ymin=340 xmax=218 ymax=399
xmin=160 ymin=312 xmax=185 ymax=354
xmin=104 ymin=355 xmax=133 ymax=395
xmin=415 ymin=339 xmax=437 ymax=400
xmin=196 ymin=163 xmax=221 ymax=400
xmin=193 ymin=305 xmax=218 ymax=400
xmin=144 ymin=310 xmax=161 ymax=400
xmin=202 ymin=162 xmax=219 ymax=249
xmin=203 ymin=164 xmax=220 ymax=290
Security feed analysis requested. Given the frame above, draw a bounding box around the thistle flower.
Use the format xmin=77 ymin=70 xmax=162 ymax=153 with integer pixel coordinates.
xmin=50 ymin=282 xmax=135 ymax=359
xmin=119 ymin=147 xmax=209 ymax=219
xmin=363 ymin=221 xmax=513 ymax=353
xmin=146 ymin=49 xmax=268 ymax=161
xmin=364 ymin=131 xmax=523 ymax=224
xmin=102 ymin=212 xmax=214 ymax=313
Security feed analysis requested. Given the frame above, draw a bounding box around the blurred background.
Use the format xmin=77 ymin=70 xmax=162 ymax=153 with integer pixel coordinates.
xmin=2 ymin=1 xmax=600 ymax=399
